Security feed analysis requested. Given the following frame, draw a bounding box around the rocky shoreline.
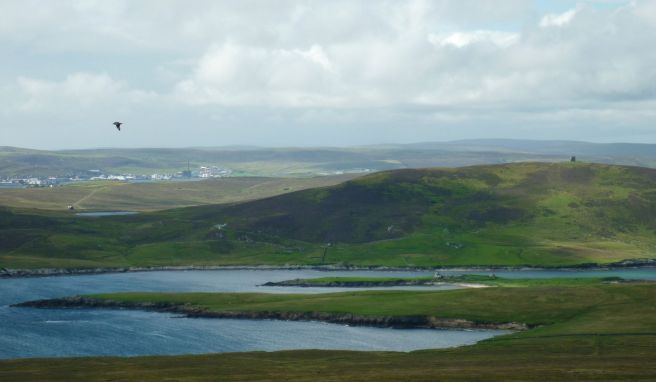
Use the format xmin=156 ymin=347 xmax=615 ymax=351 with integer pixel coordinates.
xmin=0 ymin=265 xmax=333 ymax=279
xmin=261 ymin=279 xmax=436 ymax=287
xmin=13 ymin=296 xmax=528 ymax=331
xmin=2 ymin=258 xmax=655 ymax=279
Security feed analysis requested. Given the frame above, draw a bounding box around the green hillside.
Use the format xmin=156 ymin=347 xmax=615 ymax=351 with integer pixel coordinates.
xmin=2 ymin=162 xmax=656 ymax=269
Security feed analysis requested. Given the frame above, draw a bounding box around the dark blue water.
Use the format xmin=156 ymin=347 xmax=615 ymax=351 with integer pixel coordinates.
xmin=0 ymin=270 xmax=489 ymax=359
xmin=1 ymin=268 xmax=654 ymax=359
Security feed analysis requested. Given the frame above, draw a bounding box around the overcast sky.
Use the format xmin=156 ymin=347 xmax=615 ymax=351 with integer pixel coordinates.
xmin=1 ymin=0 xmax=654 ymax=149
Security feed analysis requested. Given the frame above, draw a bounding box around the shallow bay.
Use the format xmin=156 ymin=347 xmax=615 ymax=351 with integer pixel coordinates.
xmin=2 ymin=268 xmax=654 ymax=359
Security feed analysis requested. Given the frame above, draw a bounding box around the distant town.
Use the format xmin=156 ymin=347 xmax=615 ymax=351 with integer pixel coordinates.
xmin=0 ymin=166 xmax=374 ymax=188
xmin=0 ymin=165 xmax=234 ymax=188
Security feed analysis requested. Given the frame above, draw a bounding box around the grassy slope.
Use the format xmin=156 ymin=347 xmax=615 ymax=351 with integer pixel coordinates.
xmin=4 ymin=281 xmax=656 ymax=381
xmin=1 ymin=341 xmax=654 ymax=382
xmin=0 ymin=175 xmax=357 ymax=212
xmin=3 ymin=162 xmax=656 ymax=269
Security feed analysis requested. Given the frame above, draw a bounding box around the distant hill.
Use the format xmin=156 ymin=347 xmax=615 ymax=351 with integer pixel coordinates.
xmin=399 ymin=139 xmax=656 ymax=157
xmin=2 ymin=140 xmax=656 ymax=177
xmin=2 ymin=162 xmax=656 ymax=269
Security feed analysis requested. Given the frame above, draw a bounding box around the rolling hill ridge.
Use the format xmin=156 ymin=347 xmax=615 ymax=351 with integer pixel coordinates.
xmin=2 ymin=162 xmax=656 ymax=269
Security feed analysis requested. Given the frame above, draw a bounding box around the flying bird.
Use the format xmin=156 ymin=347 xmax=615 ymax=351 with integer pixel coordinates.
xmin=113 ymin=122 xmax=123 ymax=131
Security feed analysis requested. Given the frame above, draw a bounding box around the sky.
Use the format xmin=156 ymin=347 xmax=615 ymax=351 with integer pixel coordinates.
xmin=1 ymin=0 xmax=655 ymax=149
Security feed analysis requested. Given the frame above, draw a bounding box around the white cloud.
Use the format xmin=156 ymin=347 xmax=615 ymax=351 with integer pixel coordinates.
xmin=172 ymin=2 xmax=656 ymax=111
xmin=175 ymin=43 xmax=340 ymax=107
xmin=540 ymin=8 xmax=578 ymax=27
xmin=428 ymin=31 xmax=519 ymax=48
xmin=12 ymin=72 xmax=155 ymax=113
xmin=0 ymin=1 xmax=531 ymax=53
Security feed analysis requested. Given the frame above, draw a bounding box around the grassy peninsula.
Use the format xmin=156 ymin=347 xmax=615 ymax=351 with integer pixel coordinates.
xmin=28 ymin=277 xmax=641 ymax=331
xmin=262 ymin=274 xmax=626 ymax=287
xmin=3 ymin=162 xmax=656 ymax=270
xmin=8 ymin=279 xmax=656 ymax=381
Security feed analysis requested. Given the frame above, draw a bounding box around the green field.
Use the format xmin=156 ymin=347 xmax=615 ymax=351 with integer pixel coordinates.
xmin=1 ymin=339 xmax=654 ymax=382
xmin=5 ymin=280 xmax=655 ymax=381
xmin=3 ymin=162 xmax=656 ymax=269
xmin=0 ymin=175 xmax=357 ymax=211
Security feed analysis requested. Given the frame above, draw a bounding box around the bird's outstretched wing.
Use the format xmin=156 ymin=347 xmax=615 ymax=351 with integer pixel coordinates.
xmin=113 ymin=122 xmax=122 ymax=131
